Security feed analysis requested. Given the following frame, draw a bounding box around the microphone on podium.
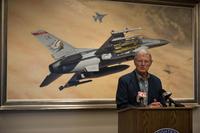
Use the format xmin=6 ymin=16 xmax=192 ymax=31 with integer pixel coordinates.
xmin=161 ymin=89 xmax=185 ymax=107
xmin=162 ymin=91 xmax=172 ymax=100
xmin=137 ymin=91 xmax=147 ymax=107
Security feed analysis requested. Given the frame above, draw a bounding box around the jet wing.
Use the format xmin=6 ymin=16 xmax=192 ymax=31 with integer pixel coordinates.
xmin=59 ymin=73 xmax=92 ymax=90
xmin=67 ymin=73 xmax=80 ymax=83
xmin=40 ymin=73 xmax=62 ymax=87
xmin=32 ymin=30 xmax=84 ymax=60
xmin=59 ymin=73 xmax=80 ymax=90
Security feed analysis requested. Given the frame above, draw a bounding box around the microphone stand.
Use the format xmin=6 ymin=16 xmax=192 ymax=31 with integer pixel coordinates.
xmin=162 ymin=89 xmax=185 ymax=107
xmin=139 ymin=97 xmax=145 ymax=107
xmin=168 ymin=98 xmax=185 ymax=107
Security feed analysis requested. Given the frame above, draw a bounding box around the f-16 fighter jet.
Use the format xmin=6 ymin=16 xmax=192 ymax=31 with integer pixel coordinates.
xmin=93 ymin=12 xmax=107 ymax=23
xmin=32 ymin=28 xmax=169 ymax=90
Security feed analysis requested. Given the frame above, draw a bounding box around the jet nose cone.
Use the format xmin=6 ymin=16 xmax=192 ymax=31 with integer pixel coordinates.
xmin=160 ymin=39 xmax=169 ymax=45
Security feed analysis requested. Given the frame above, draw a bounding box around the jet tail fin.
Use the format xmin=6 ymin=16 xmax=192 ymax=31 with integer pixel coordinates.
xmin=40 ymin=73 xmax=62 ymax=87
xmin=32 ymin=30 xmax=77 ymax=60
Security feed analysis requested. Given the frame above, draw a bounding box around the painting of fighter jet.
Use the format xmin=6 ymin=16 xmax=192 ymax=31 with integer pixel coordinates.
xmin=32 ymin=28 xmax=168 ymax=90
xmin=5 ymin=0 xmax=194 ymax=100
xmin=92 ymin=12 xmax=107 ymax=23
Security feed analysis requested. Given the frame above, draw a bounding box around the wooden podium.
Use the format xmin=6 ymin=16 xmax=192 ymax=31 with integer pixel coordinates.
xmin=118 ymin=107 xmax=192 ymax=133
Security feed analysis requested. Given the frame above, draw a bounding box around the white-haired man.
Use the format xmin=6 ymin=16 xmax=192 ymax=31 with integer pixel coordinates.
xmin=116 ymin=48 xmax=165 ymax=109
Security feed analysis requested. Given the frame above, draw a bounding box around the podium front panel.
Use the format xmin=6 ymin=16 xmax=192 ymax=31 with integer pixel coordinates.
xmin=118 ymin=107 xmax=192 ymax=133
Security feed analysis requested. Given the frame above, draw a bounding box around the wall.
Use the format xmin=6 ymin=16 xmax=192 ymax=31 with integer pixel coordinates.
xmin=0 ymin=109 xmax=118 ymax=133
xmin=0 ymin=107 xmax=200 ymax=133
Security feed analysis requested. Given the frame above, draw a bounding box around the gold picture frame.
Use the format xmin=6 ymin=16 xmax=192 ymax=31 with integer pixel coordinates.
xmin=1 ymin=0 xmax=200 ymax=110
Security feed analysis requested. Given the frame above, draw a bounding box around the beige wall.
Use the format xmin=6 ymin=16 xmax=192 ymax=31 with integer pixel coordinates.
xmin=0 ymin=107 xmax=200 ymax=133
xmin=0 ymin=109 xmax=118 ymax=133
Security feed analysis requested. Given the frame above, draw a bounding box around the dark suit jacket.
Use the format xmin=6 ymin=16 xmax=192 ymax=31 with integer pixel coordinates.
xmin=116 ymin=70 xmax=165 ymax=109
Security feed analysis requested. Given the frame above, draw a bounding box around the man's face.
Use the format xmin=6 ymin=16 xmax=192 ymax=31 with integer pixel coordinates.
xmin=134 ymin=53 xmax=152 ymax=74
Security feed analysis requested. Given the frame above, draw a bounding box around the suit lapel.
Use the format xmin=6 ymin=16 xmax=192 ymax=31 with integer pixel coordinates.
xmin=148 ymin=75 xmax=155 ymax=103
xmin=130 ymin=70 xmax=140 ymax=92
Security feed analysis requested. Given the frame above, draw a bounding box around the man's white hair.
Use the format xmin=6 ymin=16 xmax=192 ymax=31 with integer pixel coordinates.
xmin=134 ymin=47 xmax=152 ymax=61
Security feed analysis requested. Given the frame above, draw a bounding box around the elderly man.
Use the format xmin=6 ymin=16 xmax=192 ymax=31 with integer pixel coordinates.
xmin=116 ymin=48 xmax=165 ymax=109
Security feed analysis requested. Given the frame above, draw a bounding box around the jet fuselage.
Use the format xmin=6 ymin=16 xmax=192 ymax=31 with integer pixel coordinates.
xmin=48 ymin=37 xmax=168 ymax=75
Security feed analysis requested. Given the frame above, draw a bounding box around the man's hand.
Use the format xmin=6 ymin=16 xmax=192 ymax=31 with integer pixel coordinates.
xmin=149 ymin=99 xmax=162 ymax=108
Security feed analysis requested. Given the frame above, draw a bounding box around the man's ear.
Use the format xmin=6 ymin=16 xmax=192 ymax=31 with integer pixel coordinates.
xmin=149 ymin=60 xmax=153 ymax=66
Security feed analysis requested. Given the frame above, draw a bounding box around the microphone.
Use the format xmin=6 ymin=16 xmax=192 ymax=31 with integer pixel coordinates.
xmin=137 ymin=91 xmax=147 ymax=107
xmin=162 ymin=91 xmax=172 ymax=101
xmin=139 ymin=97 xmax=144 ymax=105
xmin=161 ymin=89 xmax=185 ymax=107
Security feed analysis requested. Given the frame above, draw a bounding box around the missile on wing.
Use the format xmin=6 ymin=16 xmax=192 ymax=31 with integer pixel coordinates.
xmin=111 ymin=27 xmax=142 ymax=35
xmin=111 ymin=36 xmax=141 ymax=54
xmin=111 ymin=35 xmax=138 ymax=44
